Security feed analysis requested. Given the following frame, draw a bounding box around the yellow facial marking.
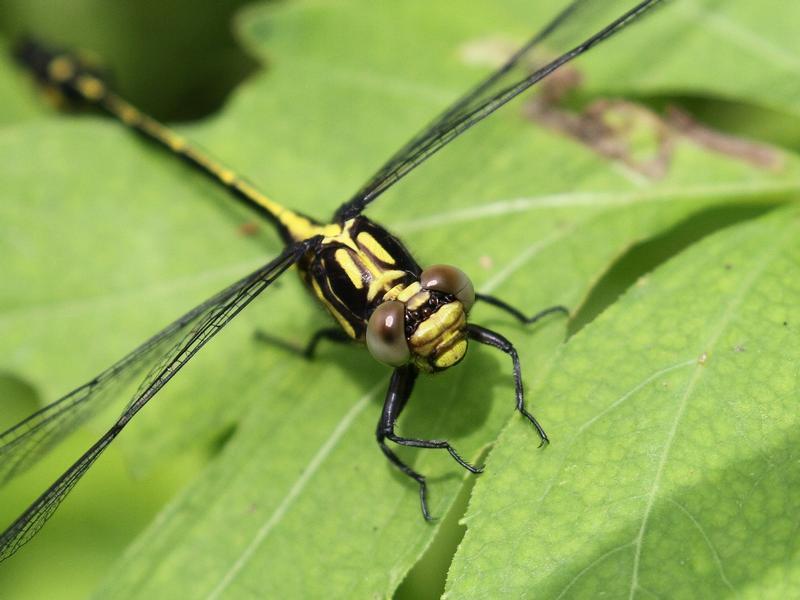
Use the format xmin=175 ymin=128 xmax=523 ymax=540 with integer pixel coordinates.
xmin=357 ymin=231 xmax=395 ymax=264
xmin=76 ymin=76 xmax=105 ymax=100
xmin=47 ymin=56 xmax=75 ymax=82
xmin=410 ymin=302 xmax=465 ymax=350
xmin=335 ymin=249 xmax=364 ymax=289
xmin=410 ymin=301 xmax=468 ymax=372
xmin=432 ymin=338 xmax=468 ymax=369
xmin=405 ymin=290 xmax=431 ymax=311
xmin=396 ymin=282 xmax=421 ymax=303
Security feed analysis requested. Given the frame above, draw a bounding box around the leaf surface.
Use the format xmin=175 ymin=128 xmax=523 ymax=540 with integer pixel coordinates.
xmin=446 ymin=205 xmax=800 ymax=599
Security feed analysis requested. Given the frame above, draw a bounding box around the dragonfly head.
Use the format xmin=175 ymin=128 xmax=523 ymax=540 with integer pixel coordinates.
xmin=366 ymin=265 xmax=474 ymax=373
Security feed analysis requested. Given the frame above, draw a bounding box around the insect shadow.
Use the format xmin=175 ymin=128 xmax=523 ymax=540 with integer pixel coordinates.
xmin=257 ymin=306 xmax=504 ymax=473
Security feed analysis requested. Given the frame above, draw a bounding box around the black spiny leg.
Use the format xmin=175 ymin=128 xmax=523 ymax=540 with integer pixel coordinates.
xmin=376 ymin=365 xmax=482 ymax=521
xmin=467 ymin=324 xmax=549 ymax=446
xmin=376 ymin=366 xmax=429 ymax=519
xmin=476 ymin=293 xmax=568 ymax=326
xmin=255 ymin=327 xmax=350 ymax=359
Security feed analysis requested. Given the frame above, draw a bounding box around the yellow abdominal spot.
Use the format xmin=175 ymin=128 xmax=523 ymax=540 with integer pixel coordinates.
xmin=47 ymin=56 xmax=75 ymax=82
xmin=119 ymin=104 xmax=140 ymax=125
xmin=219 ymin=169 xmax=236 ymax=185
xmin=283 ymin=213 xmax=340 ymax=241
xmin=76 ymin=76 xmax=105 ymax=100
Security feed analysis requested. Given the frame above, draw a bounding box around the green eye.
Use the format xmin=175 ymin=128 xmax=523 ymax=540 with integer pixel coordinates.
xmin=366 ymin=301 xmax=410 ymax=366
xmin=420 ymin=264 xmax=475 ymax=312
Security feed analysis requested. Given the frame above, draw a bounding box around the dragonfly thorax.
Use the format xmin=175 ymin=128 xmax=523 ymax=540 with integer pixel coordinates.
xmin=298 ymin=215 xmax=475 ymax=372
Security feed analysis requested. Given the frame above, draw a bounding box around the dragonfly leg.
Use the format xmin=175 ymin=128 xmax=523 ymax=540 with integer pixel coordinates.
xmin=254 ymin=327 xmax=350 ymax=360
xmin=467 ymin=324 xmax=549 ymax=446
xmin=377 ymin=364 xmax=482 ymax=520
xmin=375 ymin=365 xmax=432 ymax=520
xmin=301 ymin=328 xmax=351 ymax=358
xmin=475 ymin=293 xmax=569 ymax=326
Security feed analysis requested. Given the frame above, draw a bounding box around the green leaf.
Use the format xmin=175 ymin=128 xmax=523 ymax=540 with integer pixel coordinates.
xmin=446 ymin=204 xmax=800 ymax=599
xmin=0 ymin=0 xmax=798 ymax=598
xmin=571 ymin=0 xmax=800 ymax=118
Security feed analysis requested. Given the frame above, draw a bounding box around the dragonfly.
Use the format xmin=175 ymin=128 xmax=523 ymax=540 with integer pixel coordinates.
xmin=0 ymin=0 xmax=662 ymax=561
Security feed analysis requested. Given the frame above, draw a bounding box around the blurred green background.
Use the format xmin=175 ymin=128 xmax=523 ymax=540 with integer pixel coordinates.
xmin=0 ymin=0 xmax=259 ymax=122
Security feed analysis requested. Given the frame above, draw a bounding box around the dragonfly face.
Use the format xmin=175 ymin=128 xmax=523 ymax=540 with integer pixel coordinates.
xmin=404 ymin=295 xmax=469 ymax=373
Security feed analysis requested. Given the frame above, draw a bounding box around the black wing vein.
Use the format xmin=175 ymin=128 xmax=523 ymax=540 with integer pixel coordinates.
xmin=336 ymin=0 xmax=662 ymax=220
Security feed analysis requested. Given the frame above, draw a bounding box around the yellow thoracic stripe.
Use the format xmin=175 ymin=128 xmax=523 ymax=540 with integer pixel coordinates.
xmin=335 ymin=248 xmax=365 ymax=289
xmin=367 ymin=270 xmax=407 ymax=302
xmin=356 ymin=231 xmax=395 ymax=264
xmin=311 ymin=278 xmax=356 ymax=339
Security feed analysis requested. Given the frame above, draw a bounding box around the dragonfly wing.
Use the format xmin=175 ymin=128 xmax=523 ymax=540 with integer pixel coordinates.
xmin=0 ymin=238 xmax=319 ymax=561
xmin=1 ymin=288 xmax=237 ymax=486
xmin=335 ymin=0 xmax=662 ymax=220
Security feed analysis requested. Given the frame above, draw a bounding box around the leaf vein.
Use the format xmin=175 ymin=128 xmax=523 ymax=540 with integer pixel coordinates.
xmin=665 ymin=497 xmax=736 ymax=593
xmin=205 ymin=379 xmax=383 ymax=600
xmin=554 ymin=542 xmax=635 ymax=600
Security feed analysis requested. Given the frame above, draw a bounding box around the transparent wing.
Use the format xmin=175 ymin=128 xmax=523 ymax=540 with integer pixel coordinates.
xmin=335 ymin=0 xmax=662 ymax=220
xmin=0 ymin=238 xmax=318 ymax=561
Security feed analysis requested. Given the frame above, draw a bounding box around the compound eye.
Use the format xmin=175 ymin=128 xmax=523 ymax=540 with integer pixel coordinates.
xmin=366 ymin=301 xmax=410 ymax=367
xmin=420 ymin=264 xmax=475 ymax=312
